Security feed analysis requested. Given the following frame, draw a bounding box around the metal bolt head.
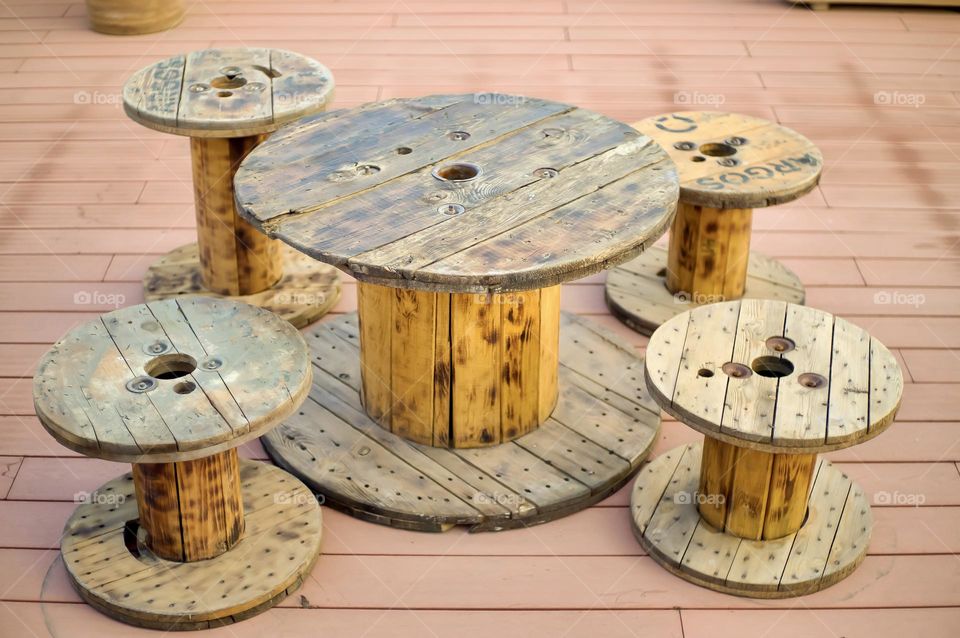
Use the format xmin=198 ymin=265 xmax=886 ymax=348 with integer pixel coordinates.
xmin=534 ymin=168 xmax=559 ymax=179
xmin=219 ymin=66 xmax=242 ymax=79
xmin=725 ymin=136 xmax=748 ymax=146
xmin=448 ymin=131 xmax=470 ymax=141
xmin=200 ymin=356 xmax=223 ymax=371
xmin=244 ymin=82 xmax=266 ymax=93
xmin=543 ymin=127 xmax=565 ymax=138
xmin=126 ymin=376 xmax=157 ymax=393
xmin=356 ymin=164 xmax=380 ymax=176
xmin=717 ymin=157 xmax=740 ymax=167
xmin=188 ymin=83 xmax=209 ymax=93
xmin=673 ymin=141 xmax=696 ymax=151
xmin=143 ymin=340 xmax=170 ymax=355
xmin=438 ymin=203 xmax=465 ymax=216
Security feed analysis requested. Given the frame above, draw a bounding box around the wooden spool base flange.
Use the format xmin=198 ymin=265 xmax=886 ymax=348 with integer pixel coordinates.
xmin=262 ymin=312 xmax=662 ymax=532
xmin=143 ymin=243 xmax=341 ymax=329
xmin=605 ymin=245 xmax=804 ymax=336
xmin=60 ymin=460 xmax=323 ymax=630
xmin=631 ymin=443 xmax=871 ymax=598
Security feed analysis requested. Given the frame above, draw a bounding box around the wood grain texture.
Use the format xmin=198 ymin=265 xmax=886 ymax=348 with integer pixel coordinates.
xmin=632 ymin=111 xmax=823 ymax=209
xmin=605 ymin=245 xmax=804 ymax=337
xmin=123 ymin=48 xmax=334 ymax=138
xmin=632 ymin=443 xmax=870 ymax=598
xmin=84 ymin=0 xmax=184 ymax=35
xmin=234 ymin=93 xmax=678 ymax=292
xmin=144 ymin=242 xmax=341 ymax=329
xmin=263 ymin=311 xmax=661 ymax=531
xmin=358 ymin=283 xmax=559 ymax=448
xmin=644 ymin=299 xmax=903 ymax=453
xmin=33 ymin=297 xmax=312 ymax=463
xmin=62 ymin=461 xmax=322 ymax=630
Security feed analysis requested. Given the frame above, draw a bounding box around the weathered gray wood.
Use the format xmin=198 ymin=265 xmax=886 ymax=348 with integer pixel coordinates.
xmin=605 ymin=245 xmax=805 ymax=336
xmin=261 ymin=312 xmax=661 ymax=532
xmin=123 ymin=48 xmax=334 ymax=138
xmin=33 ymin=297 xmax=313 ymax=463
xmin=632 ymin=111 xmax=823 ymax=209
xmin=644 ymin=300 xmax=903 ymax=453
xmin=62 ymin=461 xmax=322 ymax=630
xmin=631 ymin=443 xmax=872 ymax=598
xmin=234 ymin=93 xmax=678 ymax=293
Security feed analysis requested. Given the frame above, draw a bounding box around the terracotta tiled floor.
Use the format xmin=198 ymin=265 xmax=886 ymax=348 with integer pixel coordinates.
xmin=1 ymin=0 xmax=959 ymax=636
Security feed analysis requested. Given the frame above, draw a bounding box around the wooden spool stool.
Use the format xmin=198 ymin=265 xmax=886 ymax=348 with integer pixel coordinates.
xmin=233 ymin=93 xmax=679 ymax=531
xmin=123 ymin=48 xmax=340 ymax=328
xmin=84 ymin=0 xmax=185 ymax=35
xmin=605 ymin=112 xmax=822 ymax=335
xmin=632 ymin=299 xmax=903 ymax=597
xmin=33 ymin=297 xmax=321 ymax=629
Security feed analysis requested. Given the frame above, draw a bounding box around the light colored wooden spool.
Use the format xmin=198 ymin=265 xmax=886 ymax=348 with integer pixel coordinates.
xmin=85 ymin=0 xmax=185 ymax=35
xmin=357 ymin=282 xmax=560 ymax=448
xmin=635 ymin=299 xmax=904 ymax=597
xmin=605 ymin=111 xmax=822 ymax=336
xmin=123 ymin=48 xmax=339 ymax=326
xmin=263 ymin=312 xmax=661 ymax=532
xmin=34 ymin=298 xmax=322 ymax=629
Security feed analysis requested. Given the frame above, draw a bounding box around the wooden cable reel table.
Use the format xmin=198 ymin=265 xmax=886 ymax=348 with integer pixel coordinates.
xmin=123 ymin=48 xmax=340 ymax=328
xmin=234 ymin=93 xmax=679 ymax=531
xmin=84 ymin=0 xmax=185 ymax=35
xmin=605 ymin=112 xmax=821 ymax=335
xmin=632 ymin=299 xmax=903 ymax=597
xmin=33 ymin=297 xmax=322 ymax=629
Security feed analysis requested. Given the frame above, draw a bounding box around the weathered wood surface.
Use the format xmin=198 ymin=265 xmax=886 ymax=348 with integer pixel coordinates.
xmin=632 ymin=111 xmax=823 ymax=209
xmin=62 ymin=460 xmax=322 ymax=630
xmin=144 ymin=242 xmax=341 ymax=329
xmin=234 ymin=93 xmax=678 ymax=293
xmin=262 ymin=312 xmax=661 ymax=532
xmin=666 ymin=202 xmax=753 ymax=299
xmin=644 ymin=299 xmax=902 ymax=453
xmin=123 ymin=48 xmax=334 ymax=138
xmin=84 ymin=0 xmax=185 ymax=35
xmin=358 ymin=282 xmax=559 ymax=448
xmin=632 ymin=442 xmax=871 ymax=598
xmin=605 ymin=245 xmax=804 ymax=336
xmin=33 ymin=297 xmax=312 ymax=463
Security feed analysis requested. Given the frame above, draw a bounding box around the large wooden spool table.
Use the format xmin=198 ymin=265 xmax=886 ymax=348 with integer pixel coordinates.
xmin=123 ymin=48 xmax=340 ymax=328
xmin=33 ymin=297 xmax=322 ymax=629
xmin=606 ymin=112 xmax=822 ymax=335
xmin=234 ymin=93 xmax=679 ymax=531
xmin=633 ymin=299 xmax=903 ymax=597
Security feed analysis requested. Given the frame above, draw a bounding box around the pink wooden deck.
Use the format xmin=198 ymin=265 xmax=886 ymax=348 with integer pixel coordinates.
xmin=1 ymin=0 xmax=960 ymax=636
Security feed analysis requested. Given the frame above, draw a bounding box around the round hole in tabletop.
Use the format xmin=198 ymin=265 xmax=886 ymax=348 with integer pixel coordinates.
xmin=173 ymin=380 xmax=197 ymax=395
xmin=691 ymin=155 xmax=706 ymax=162
xmin=217 ymin=91 xmax=233 ymax=98
xmin=751 ymin=355 xmax=794 ymax=378
xmin=432 ymin=162 xmax=481 ymax=182
xmin=699 ymin=142 xmax=737 ymax=157
xmin=697 ymin=368 xmax=714 ymax=378
xmin=144 ymin=353 xmax=198 ymax=380
xmin=210 ymin=75 xmax=247 ymax=90
xmin=396 ymin=146 xmax=413 ymax=155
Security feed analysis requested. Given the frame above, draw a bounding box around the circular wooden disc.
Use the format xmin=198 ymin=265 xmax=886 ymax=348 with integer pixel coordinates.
xmin=144 ymin=243 xmax=341 ymax=329
xmin=234 ymin=93 xmax=679 ymax=293
xmin=633 ymin=112 xmax=822 ymax=209
xmin=631 ymin=443 xmax=871 ymax=598
xmin=60 ymin=460 xmax=322 ymax=630
xmin=262 ymin=312 xmax=661 ymax=532
xmin=644 ymin=299 xmax=903 ymax=453
xmin=604 ymin=245 xmax=804 ymax=336
xmin=33 ymin=296 xmax=312 ymax=463
xmin=123 ymin=48 xmax=334 ymax=138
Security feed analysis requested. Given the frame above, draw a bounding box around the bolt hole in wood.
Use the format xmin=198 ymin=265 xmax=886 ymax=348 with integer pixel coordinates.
xmin=144 ymin=353 xmax=197 ymax=380
xmin=698 ymin=142 xmax=737 ymax=157
xmin=751 ymin=355 xmax=794 ymax=378
xmin=210 ymin=75 xmax=247 ymax=90
xmin=217 ymin=91 xmax=233 ymax=98
xmin=697 ymin=368 xmax=714 ymax=378
xmin=691 ymin=156 xmax=706 ymax=162
xmin=396 ymin=146 xmax=412 ymax=155
xmin=432 ymin=162 xmax=481 ymax=182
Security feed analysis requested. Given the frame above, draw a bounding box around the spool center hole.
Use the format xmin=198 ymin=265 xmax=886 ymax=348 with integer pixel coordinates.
xmin=145 ymin=353 xmax=197 ymax=380
xmin=210 ymin=76 xmax=247 ymax=90
xmin=751 ymin=356 xmax=795 ymax=378
xmin=433 ymin=163 xmax=480 ymax=182
xmin=699 ymin=142 xmax=737 ymax=157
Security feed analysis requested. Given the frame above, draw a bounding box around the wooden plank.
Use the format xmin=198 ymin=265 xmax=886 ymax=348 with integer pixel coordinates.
xmin=499 ymin=289 xmax=541 ymax=439
xmin=826 ymin=317 xmax=871 ymax=446
xmin=538 ymin=286 xmax=561 ymax=422
xmin=389 ymin=288 xmax=437 ymax=444
xmin=357 ymin=282 xmax=394 ymax=425
xmin=450 ymin=293 xmax=501 ymax=447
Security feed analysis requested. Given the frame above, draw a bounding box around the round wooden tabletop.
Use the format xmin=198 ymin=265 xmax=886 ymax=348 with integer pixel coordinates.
xmin=33 ymin=297 xmax=312 ymax=463
xmin=632 ymin=112 xmax=822 ymax=209
xmin=123 ymin=48 xmax=334 ymax=138
xmin=644 ymin=299 xmax=902 ymax=453
xmin=234 ymin=93 xmax=679 ymax=293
